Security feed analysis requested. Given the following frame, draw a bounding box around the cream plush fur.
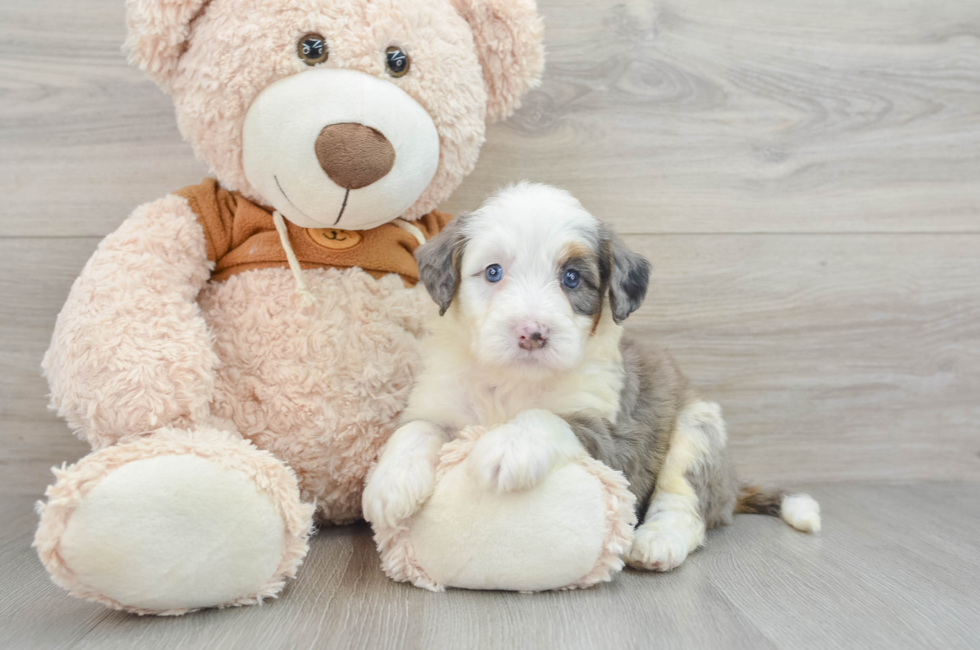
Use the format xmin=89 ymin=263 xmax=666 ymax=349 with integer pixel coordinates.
xmin=35 ymin=0 xmax=544 ymax=615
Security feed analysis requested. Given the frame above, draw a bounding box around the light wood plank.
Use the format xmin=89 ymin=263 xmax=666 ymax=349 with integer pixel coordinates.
xmin=2 ymin=485 xmax=979 ymax=649
xmin=3 ymin=0 xmax=979 ymax=646
xmin=447 ymin=0 xmax=980 ymax=232
xmin=708 ymin=484 xmax=980 ymax=650
xmin=0 ymin=239 xmax=95 ymax=496
xmin=0 ymin=0 xmax=207 ymax=239
xmin=2 ymin=234 xmax=978 ymax=498
xmin=2 ymin=0 xmax=979 ymax=236
xmin=627 ymin=233 xmax=980 ymax=484
xmin=0 ymin=499 xmax=114 ymax=650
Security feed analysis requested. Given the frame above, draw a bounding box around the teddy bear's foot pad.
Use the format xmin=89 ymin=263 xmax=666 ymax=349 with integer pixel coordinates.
xmin=56 ymin=454 xmax=287 ymax=613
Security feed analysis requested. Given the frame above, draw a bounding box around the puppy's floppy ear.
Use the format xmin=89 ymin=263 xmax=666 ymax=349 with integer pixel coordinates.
xmin=451 ymin=0 xmax=545 ymax=123
xmin=601 ymin=226 xmax=650 ymax=324
xmin=125 ymin=0 xmax=211 ymax=91
xmin=416 ymin=216 xmax=468 ymax=316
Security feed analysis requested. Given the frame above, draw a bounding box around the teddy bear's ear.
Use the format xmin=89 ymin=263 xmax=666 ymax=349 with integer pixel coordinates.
xmin=452 ymin=0 xmax=545 ymax=123
xmin=124 ymin=0 xmax=211 ymax=91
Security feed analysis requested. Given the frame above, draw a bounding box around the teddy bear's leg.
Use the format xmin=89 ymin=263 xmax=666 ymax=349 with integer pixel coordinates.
xmin=34 ymin=425 xmax=314 ymax=615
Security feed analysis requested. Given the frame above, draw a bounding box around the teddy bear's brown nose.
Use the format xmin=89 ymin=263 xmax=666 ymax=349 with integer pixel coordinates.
xmin=314 ymin=123 xmax=396 ymax=190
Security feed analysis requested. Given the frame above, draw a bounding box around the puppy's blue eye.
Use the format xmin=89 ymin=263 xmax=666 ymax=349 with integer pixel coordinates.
xmin=562 ymin=269 xmax=580 ymax=289
xmin=485 ymin=264 xmax=503 ymax=283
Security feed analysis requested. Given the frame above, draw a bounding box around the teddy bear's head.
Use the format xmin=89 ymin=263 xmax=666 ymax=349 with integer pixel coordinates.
xmin=126 ymin=0 xmax=543 ymax=230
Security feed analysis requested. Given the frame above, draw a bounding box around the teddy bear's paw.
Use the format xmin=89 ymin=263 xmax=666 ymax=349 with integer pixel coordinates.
xmin=36 ymin=437 xmax=313 ymax=615
xmin=363 ymin=453 xmax=437 ymax=528
xmin=468 ymin=423 xmax=554 ymax=493
xmin=625 ymin=520 xmax=702 ymax=572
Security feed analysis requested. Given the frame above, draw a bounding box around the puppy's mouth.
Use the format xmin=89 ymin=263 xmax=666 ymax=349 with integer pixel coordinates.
xmin=517 ymin=336 xmax=547 ymax=352
xmin=510 ymin=345 xmax=557 ymax=366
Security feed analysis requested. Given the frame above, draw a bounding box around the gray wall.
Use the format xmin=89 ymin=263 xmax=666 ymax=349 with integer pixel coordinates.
xmin=2 ymin=0 xmax=979 ymax=496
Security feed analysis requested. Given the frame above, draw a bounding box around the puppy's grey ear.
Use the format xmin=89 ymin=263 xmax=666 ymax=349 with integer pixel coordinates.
xmin=415 ymin=216 xmax=467 ymax=316
xmin=602 ymin=227 xmax=650 ymax=324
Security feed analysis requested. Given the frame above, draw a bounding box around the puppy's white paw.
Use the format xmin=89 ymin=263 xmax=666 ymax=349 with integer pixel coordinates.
xmin=467 ymin=410 xmax=586 ymax=493
xmin=362 ymin=454 xmax=437 ymax=528
xmin=469 ymin=423 xmax=552 ymax=493
xmin=626 ymin=522 xmax=699 ymax=572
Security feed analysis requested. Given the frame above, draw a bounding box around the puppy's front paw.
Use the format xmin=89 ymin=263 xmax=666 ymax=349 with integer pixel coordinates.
xmin=469 ymin=424 xmax=552 ymax=493
xmin=362 ymin=455 xmax=437 ymax=528
xmin=626 ymin=522 xmax=697 ymax=572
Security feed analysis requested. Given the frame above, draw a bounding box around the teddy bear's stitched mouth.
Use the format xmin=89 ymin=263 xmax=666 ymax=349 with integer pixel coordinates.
xmin=333 ymin=189 xmax=350 ymax=226
xmin=274 ymin=174 xmax=348 ymax=226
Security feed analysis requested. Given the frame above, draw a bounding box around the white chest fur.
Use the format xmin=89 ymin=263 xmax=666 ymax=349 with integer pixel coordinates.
xmin=403 ymin=313 xmax=626 ymax=430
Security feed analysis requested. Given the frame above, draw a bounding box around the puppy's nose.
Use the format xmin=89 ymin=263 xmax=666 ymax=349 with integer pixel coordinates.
xmin=516 ymin=323 xmax=550 ymax=351
xmin=315 ymin=123 xmax=396 ymax=189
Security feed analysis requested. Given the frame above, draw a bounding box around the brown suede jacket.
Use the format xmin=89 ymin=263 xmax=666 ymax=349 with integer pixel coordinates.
xmin=176 ymin=178 xmax=452 ymax=286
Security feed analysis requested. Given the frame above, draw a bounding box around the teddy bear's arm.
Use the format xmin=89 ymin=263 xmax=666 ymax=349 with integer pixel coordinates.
xmin=42 ymin=194 xmax=219 ymax=449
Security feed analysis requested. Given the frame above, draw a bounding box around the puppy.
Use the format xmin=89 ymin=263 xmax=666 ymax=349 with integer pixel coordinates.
xmin=363 ymin=182 xmax=820 ymax=572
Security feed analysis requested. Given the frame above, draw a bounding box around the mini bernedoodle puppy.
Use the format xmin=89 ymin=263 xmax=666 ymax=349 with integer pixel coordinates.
xmin=364 ymin=182 xmax=820 ymax=572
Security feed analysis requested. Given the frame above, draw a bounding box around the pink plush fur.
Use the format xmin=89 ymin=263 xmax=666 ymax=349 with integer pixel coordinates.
xmin=42 ymin=195 xmax=217 ymax=448
xmin=126 ymin=0 xmax=544 ymax=222
xmin=39 ymin=0 xmax=546 ymax=614
xmin=371 ymin=427 xmax=637 ymax=592
xmin=124 ymin=0 xmax=212 ymax=91
xmin=34 ymin=426 xmax=315 ymax=616
xmin=452 ymin=0 xmax=545 ymax=123
xmin=43 ymin=190 xmax=433 ymax=521
xmin=198 ymin=265 xmax=431 ymax=522
xmin=565 ymin=457 xmax=638 ymax=590
xmin=46 ymin=0 xmax=545 ymax=529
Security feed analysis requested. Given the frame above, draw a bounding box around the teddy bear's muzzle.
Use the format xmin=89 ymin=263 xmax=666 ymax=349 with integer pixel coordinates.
xmin=241 ymin=67 xmax=440 ymax=230
xmin=315 ymin=122 xmax=396 ymax=190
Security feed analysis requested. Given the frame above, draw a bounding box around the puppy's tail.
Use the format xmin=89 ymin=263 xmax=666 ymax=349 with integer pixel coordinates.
xmin=735 ymin=484 xmax=821 ymax=533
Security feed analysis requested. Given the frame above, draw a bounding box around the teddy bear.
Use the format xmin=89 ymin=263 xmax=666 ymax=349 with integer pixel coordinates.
xmin=33 ymin=0 xmax=544 ymax=615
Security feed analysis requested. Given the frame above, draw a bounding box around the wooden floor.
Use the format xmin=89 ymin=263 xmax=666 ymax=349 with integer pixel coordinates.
xmin=2 ymin=0 xmax=980 ymax=647
xmin=2 ymin=484 xmax=979 ymax=650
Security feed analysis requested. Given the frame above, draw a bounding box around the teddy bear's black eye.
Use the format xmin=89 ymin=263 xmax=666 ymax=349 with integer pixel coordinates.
xmin=385 ymin=46 xmax=410 ymax=78
xmin=298 ymin=33 xmax=328 ymax=66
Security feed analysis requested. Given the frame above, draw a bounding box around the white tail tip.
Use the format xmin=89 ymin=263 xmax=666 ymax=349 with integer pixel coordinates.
xmin=781 ymin=493 xmax=821 ymax=533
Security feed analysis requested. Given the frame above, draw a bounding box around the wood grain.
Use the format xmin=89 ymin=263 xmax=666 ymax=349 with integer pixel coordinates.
xmin=0 ymin=0 xmax=209 ymax=238
xmin=3 ymin=0 xmax=980 ymax=646
xmin=447 ymin=0 xmax=980 ymax=233
xmin=3 ymin=234 xmax=978 ymax=499
xmin=1 ymin=0 xmax=979 ymax=236
xmin=2 ymin=485 xmax=979 ymax=649
xmin=627 ymin=233 xmax=980 ymax=484
xmin=0 ymin=238 xmax=91 ymax=497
